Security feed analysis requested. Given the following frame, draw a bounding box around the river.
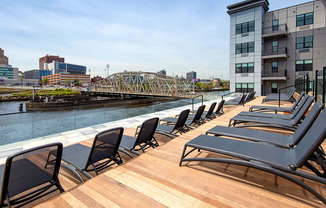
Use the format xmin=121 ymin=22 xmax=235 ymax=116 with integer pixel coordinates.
xmin=0 ymin=91 xmax=227 ymax=145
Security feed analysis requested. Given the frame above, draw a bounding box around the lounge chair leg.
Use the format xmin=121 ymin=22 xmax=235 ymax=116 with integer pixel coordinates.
xmin=60 ymin=163 xmax=85 ymax=183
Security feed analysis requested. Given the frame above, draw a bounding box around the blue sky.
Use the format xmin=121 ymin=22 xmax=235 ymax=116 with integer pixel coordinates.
xmin=0 ymin=0 xmax=310 ymax=79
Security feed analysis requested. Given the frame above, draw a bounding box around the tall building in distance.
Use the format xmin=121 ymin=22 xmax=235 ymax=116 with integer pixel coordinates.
xmin=39 ymin=55 xmax=65 ymax=69
xmin=46 ymin=62 xmax=86 ymax=75
xmin=0 ymin=48 xmax=9 ymax=66
xmin=186 ymin=71 xmax=197 ymax=81
xmin=157 ymin=69 xmax=166 ymax=75
xmin=227 ymin=0 xmax=326 ymax=95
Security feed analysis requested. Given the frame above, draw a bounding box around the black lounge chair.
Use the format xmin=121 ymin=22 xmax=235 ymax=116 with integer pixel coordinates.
xmin=0 ymin=143 xmax=64 ymax=207
xmin=244 ymin=92 xmax=256 ymax=103
xmin=161 ymin=105 xmax=206 ymax=129
xmin=119 ymin=117 xmax=159 ymax=158
xmin=228 ymin=96 xmax=314 ymax=131
xmin=224 ymin=93 xmax=246 ymax=105
xmin=180 ymin=109 xmax=326 ymax=204
xmin=237 ymin=94 xmax=309 ymax=120
xmin=249 ymin=92 xmax=305 ymax=113
xmin=53 ymin=127 xmax=124 ymax=182
xmin=206 ymin=101 xmax=324 ymax=148
xmin=189 ymin=102 xmax=217 ymax=121
xmin=156 ymin=109 xmax=190 ymax=138
xmin=262 ymin=87 xmax=296 ymax=103
xmin=212 ymin=100 xmax=225 ymax=117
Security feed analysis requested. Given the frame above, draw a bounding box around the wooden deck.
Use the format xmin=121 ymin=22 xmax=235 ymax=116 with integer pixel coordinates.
xmin=34 ymin=96 xmax=326 ymax=207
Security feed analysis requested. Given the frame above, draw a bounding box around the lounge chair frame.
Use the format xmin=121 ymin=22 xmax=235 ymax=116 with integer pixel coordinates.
xmin=0 ymin=143 xmax=64 ymax=207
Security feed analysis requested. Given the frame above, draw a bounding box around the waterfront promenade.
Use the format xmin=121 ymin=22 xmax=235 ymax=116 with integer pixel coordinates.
xmin=27 ymin=95 xmax=326 ymax=207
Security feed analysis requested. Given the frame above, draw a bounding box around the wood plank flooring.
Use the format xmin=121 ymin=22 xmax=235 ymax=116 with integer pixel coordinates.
xmin=34 ymin=96 xmax=326 ymax=207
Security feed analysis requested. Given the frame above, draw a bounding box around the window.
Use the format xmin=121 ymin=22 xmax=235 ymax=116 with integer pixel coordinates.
xmin=296 ymin=60 xmax=313 ymax=71
xmin=235 ymin=62 xmax=254 ymax=73
xmin=296 ymin=12 xmax=313 ymax=26
xmin=296 ymin=36 xmax=313 ymax=49
xmin=235 ymin=42 xmax=254 ymax=54
xmin=272 ymin=62 xmax=278 ymax=72
xmin=271 ymin=82 xmax=278 ymax=93
xmin=236 ymin=21 xmax=255 ymax=34
xmin=272 ymin=40 xmax=278 ymax=52
xmin=272 ymin=20 xmax=279 ymax=31
xmin=235 ymin=83 xmax=254 ymax=93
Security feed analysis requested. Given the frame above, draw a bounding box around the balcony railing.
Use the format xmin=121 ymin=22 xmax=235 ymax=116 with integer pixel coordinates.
xmin=262 ymin=24 xmax=288 ymax=38
xmin=262 ymin=47 xmax=287 ymax=58
xmin=262 ymin=69 xmax=287 ymax=78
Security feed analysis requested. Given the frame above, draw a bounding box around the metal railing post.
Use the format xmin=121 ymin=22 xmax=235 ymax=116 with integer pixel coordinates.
xmin=315 ymin=70 xmax=318 ymax=102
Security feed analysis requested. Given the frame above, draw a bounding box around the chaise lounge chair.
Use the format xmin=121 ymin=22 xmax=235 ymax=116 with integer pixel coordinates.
xmin=161 ymin=105 xmax=206 ymax=129
xmin=228 ymin=96 xmax=314 ymax=131
xmin=189 ymin=102 xmax=216 ymax=121
xmin=237 ymin=94 xmax=309 ymax=120
xmin=206 ymin=101 xmax=324 ymax=148
xmin=0 ymin=143 xmax=64 ymax=207
xmin=262 ymin=87 xmax=296 ymax=103
xmin=119 ymin=117 xmax=159 ymax=158
xmin=224 ymin=93 xmax=246 ymax=105
xmin=155 ymin=109 xmax=190 ymax=138
xmin=52 ymin=127 xmax=124 ymax=182
xmin=180 ymin=109 xmax=326 ymax=204
xmin=249 ymin=92 xmax=305 ymax=113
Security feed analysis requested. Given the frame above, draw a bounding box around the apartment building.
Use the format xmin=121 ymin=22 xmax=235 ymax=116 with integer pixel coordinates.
xmin=228 ymin=0 xmax=326 ymax=95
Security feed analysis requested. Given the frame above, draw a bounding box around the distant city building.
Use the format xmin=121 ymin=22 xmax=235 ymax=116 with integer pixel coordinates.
xmin=0 ymin=48 xmax=9 ymax=66
xmin=157 ymin=69 xmax=166 ymax=75
xmin=0 ymin=66 xmax=19 ymax=80
xmin=42 ymin=73 xmax=91 ymax=86
xmin=186 ymin=71 xmax=197 ymax=80
xmin=46 ymin=62 xmax=86 ymax=75
xmin=25 ymin=69 xmax=52 ymax=81
xmin=39 ymin=55 xmax=65 ymax=70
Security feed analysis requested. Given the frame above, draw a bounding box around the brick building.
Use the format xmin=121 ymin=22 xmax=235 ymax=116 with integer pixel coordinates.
xmin=39 ymin=55 xmax=65 ymax=69
xmin=0 ymin=48 xmax=9 ymax=66
xmin=42 ymin=74 xmax=91 ymax=86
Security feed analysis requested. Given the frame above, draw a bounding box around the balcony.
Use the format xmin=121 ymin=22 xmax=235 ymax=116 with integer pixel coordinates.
xmin=262 ymin=47 xmax=287 ymax=59
xmin=262 ymin=24 xmax=288 ymax=38
xmin=262 ymin=69 xmax=287 ymax=81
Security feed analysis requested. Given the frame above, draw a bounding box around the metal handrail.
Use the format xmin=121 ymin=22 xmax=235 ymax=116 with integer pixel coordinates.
xmin=191 ymin=95 xmax=203 ymax=111
xmin=277 ymin=80 xmax=314 ymax=107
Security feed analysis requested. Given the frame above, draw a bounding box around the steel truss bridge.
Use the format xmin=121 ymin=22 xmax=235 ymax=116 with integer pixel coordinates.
xmin=93 ymin=71 xmax=194 ymax=98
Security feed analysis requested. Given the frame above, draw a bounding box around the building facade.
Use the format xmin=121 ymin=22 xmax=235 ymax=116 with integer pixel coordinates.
xmin=24 ymin=69 xmax=52 ymax=81
xmin=0 ymin=48 xmax=9 ymax=65
xmin=39 ymin=55 xmax=65 ymax=70
xmin=157 ymin=69 xmax=166 ymax=75
xmin=228 ymin=0 xmax=326 ymax=95
xmin=46 ymin=62 xmax=86 ymax=75
xmin=42 ymin=73 xmax=91 ymax=86
xmin=186 ymin=71 xmax=197 ymax=80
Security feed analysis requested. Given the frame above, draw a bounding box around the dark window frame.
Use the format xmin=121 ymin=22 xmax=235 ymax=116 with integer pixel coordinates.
xmin=235 ymin=62 xmax=254 ymax=73
xmin=236 ymin=21 xmax=255 ymax=34
xmin=272 ymin=62 xmax=278 ymax=73
xmin=296 ymin=12 xmax=314 ymax=27
xmin=296 ymin=60 xmax=313 ymax=71
xmin=296 ymin=36 xmax=313 ymax=49
xmin=235 ymin=83 xmax=254 ymax=93
xmin=235 ymin=42 xmax=255 ymax=54
xmin=272 ymin=20 xmax=279 ymax=31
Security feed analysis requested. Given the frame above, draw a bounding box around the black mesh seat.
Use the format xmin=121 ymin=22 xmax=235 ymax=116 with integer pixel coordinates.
xmin=189 ymin=102 xmax=216 ymax=121
xmin=180 ymin=109 xmax=326 ymax=204
xmin=249 ymin=92 xmax=305 ymax=113
xmin=206 ymin=102 xmax=324 ymax=148
xmin=53 ymin=127 xmax=124 ymax=183
xmin=238 ymin=94 xmax=309 ymax=120
xmin=156 ymin=109 xmax=190 ymax=138
xmin=224 ymin=93 xmax=246 ymax=105
xmin=262 ymin=87 xmax=296 ymax=103
xmin=162 ymin=105 xmax=206 ymax=129
xmin=0 ymin=143 xmax=64 ymax=207
xmin=228 ymin=96 xmax=314 ymax=131
xmin=119 ymin=117 xmax=159 ymax=158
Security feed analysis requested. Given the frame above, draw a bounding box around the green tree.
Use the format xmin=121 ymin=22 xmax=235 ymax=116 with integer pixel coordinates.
xmin=43 ymin=78 xmax=49 ymax=85
xmin=73 ymin=79 xmax=82 ymax=86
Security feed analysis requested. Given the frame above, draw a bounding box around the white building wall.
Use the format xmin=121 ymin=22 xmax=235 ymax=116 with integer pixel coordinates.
xmin=229 ymin=6 xmax=264 ymax=95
